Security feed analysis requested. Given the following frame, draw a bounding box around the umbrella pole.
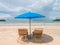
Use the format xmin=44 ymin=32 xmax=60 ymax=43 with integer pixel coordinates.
xmin=29 ymin=18 xmax=31 ymax=39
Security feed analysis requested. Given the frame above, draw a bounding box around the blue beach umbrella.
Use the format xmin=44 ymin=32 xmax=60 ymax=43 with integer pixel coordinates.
xmin=15 ymin=12 xmax=45 ymax=38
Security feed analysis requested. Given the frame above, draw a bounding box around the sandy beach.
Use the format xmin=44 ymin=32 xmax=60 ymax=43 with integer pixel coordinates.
xmin=0 ymin=23 xmax=60 ymax=45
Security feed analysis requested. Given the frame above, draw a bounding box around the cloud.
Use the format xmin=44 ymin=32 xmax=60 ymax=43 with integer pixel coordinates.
xmin=0 ymin=0 xmax=60 ymax=20
xmin=0 ymin=13 xmax=11 ymax=19
xmin=0 ymin=2 xmax=24 ymax=12
xmin=27 ymin=0 xmax=54 ymax=10
xmin=53 ymin=3 xmax=60 ymax=11
xmin=0 ymin=0 xmax=55 ymax=12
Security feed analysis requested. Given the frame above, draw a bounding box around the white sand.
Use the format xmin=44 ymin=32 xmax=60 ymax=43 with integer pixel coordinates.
xmin=0 ymin=23 xmax=60 ymax=45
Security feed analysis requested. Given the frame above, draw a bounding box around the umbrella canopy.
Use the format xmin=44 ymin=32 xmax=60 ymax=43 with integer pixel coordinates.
xmin=15 ymin=12 xmax=45 ymax=39
xmin=15 ymin=12 xmax=45 ymax=19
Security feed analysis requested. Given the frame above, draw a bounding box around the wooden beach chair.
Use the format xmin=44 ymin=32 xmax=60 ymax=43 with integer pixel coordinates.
xmin=33 ymin=28 xmax=43 ymax=42
xmin=18 ymin=28 xmax=28 ymax=42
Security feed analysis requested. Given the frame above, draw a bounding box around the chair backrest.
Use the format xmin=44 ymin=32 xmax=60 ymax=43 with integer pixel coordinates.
xmin=34 ymin=28 xmax=43 ymax=35
xmin=18 ymin=28 xmax=28 ymax=36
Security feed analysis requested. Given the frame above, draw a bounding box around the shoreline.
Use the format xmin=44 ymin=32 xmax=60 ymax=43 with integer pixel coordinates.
xmin=0 ymin=23 xmax=60 ymax=26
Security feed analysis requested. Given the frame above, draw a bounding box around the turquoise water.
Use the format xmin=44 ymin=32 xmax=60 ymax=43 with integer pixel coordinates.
xmin=0 ymin=19 xmax=60 ymax=23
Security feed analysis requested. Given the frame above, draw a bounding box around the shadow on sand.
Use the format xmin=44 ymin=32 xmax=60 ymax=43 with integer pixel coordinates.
xmin=30 ymin=34 xmax=54 ymax=44
xmin=17 ymin=34 xmax=54 ymax=44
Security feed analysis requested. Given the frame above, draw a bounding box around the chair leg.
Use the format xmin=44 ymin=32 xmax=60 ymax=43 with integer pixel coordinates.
xmin=17 ymin=36 xmax=23 ymax=43
xmin=33 ymin=35 xmax=44 ymax=42
xmin=22 ymin=35 xmax=28 ymax=42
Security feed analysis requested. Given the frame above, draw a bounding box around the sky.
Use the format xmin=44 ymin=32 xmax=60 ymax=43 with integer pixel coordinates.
xmin=0 ymin=0 xmax=60 ymax=21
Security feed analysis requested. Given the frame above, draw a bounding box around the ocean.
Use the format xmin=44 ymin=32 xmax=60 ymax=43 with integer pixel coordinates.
xmin=0 ymin=18 xmax=60 ymax=26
